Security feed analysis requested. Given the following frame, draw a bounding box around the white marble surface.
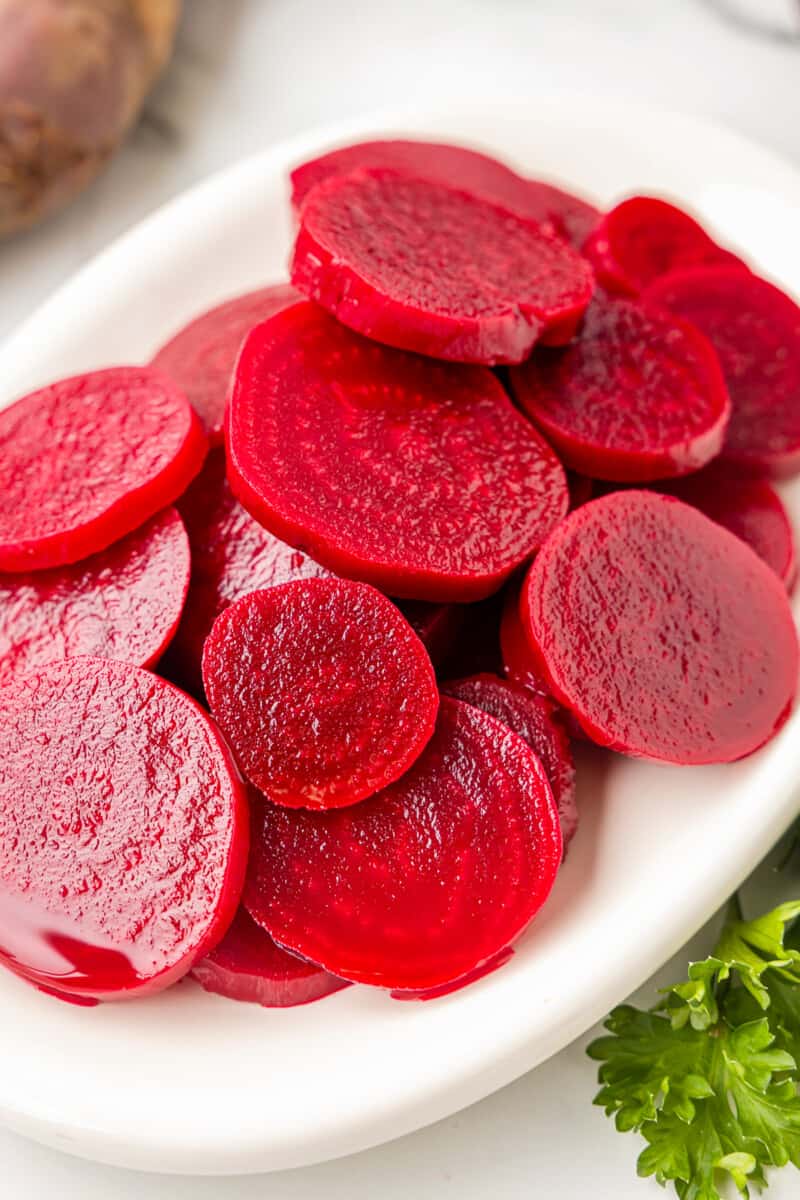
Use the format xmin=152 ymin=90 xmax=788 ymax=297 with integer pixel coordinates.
xmin=2 ymin=0 xmax=800 ymax=1196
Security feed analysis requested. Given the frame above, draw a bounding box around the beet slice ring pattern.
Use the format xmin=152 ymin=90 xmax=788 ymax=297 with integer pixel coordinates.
xmin=202 ymin=579 xmax=439 ymax=810
xmin=583 ymin=196 xmax=746 ymax=296
xmin=244 ymin=696 xmax=562 ymax=991
xmin=290 ymin=167 xmax=594 ymax=363
xmin=0 ymin=657 xmax=249 ymax=1001
xmin=151 ymin=283 xmax=300 ymax=444
xmin=443 ymin=674 xmax=578 ymax=854
xmin=0 ymin=366 xmax=207 ymax=572
xmin=509 ymin=295 xmax=731 ymax=482
xmin=521 ymin=491 xmax=799 ymax=765
xmin=644 ymin=266 xmax=800 ymax=477
xmin=191 ymin=905 xmax=348 ymax=1009
xmin=227 ymin=302 xmax=569 ymax=601
xmin=655 ymin=466 xmax=797 ymax=591
xmin=0 ymin=507 xmax=190 ymax=686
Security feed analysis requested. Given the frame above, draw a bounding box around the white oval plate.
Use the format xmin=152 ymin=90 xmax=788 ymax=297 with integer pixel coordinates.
xmin=2 ymin=95 xmax=800 ymax=1176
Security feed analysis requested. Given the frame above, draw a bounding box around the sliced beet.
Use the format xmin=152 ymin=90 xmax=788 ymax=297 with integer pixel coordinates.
xmin=228 ymin=303 xmax=569 ymax=602
xmin=0 ymin=657 xmax=248 ymax=1001
xmin=191 ymin=905 xmax=347 ymax=1008
xmin=655 ymin=465 xmax=797 ymax=591
xmin=500 ymin=584 xmax=551 ymax=696
xmin=521 ymin=491 xmax=798 ymax=764
xmin=0 ymin=507 xmax=190 ymax=686
xmin=584 ymin=196 xmax=746 ymax=296
xmin=151 ymin=284 xmax=300 ymax=444
xmin=644 ymin=266 xmax=800 ymax=477
xmin=244 ymin=696 xmax=562 ymax=990
xmin=521 ymin=179 xmax=600 ymax=250
xmin=165 ymin=449 xmax=331 ymax=695
xmin=442 ymin=674 xmax=578 ymax=853
xmin=509 ymin=295 xmax=731 ymax=482
xmin=290 ymin=167 xmax=594 ymax=363
xmin=397 ymin=600 xmax=464 ymax=668
xmin=0 ymin=366 xmax=206 ymax=572
xmin=203 ymin=578 xmax=439 ymax=809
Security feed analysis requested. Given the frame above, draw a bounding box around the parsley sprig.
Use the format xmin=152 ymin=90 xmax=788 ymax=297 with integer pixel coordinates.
xmin=588 ymin=895 xmax=800 ymax=1198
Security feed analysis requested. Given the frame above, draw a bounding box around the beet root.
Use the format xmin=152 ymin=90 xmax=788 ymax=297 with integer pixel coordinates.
xmin=0 ymin=0 xmax=181 ymax=237
xmin=0 ymin=656 xmax=249 ymax=1001
xmin=291 ymin=167 xmax=594 ymax=363
xmin=202 ymin=579 xmax=439 ymax=810
xmin=510 ymin=295 xmax=731 ymax=482
xmin=192 ymin=905 xmax=348 ymax=1009
xmin=500 ymin=584 xmax=551 ymax=696
xmin=227 ymin=302 xmax=569 ymax=602
xmin=521 ymin=491 xmax=799 ymax=764
xmin=0 ymin=505 xmax=190 ymax=685
xmin=0 ymin=366 xmax=206 ymax=572
xmin=244 ymin=697 xmax=562 ymax=991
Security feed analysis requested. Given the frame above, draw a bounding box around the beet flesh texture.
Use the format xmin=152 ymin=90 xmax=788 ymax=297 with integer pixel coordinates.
xmin=151 ymin=283 xmax=300 ymax=444
xmin=203 ymin=579 xmax=439 ymax=810
xmin=644 ymin=266 xmax=800 ymax=477
xmin=0 ymin=506 xmax=190 ymax=686
xmin=655 ymin=466 xmax=797 ymax=591
xmin=290 ymin=137 xmax=599 ymax=249
xmin=291 ymin=167 xmax=594 ymax=364
xmin=244 ymin=696 xmax=562 ymax=990
xmin=0 ymin=366 xmax=207 ymax=571
xmin=227 ymin=302 xmax=569 ymax=602
xmin=442 ymin=674 xmax=577 ymax=853
xmin=509 ymin=295 xmax=731 ymax=482
xmin=500 ymin=584 xmax=551 ymax=696
xmin=0 ymin=657 xmax=249 ymax=1001
xmin=192 ymin=905 xmax=347 ymax=1008
xmin=584 ymin=196 xmax=746 ymax=297
xmin=521 ymin=491 xmax=799 ymax=764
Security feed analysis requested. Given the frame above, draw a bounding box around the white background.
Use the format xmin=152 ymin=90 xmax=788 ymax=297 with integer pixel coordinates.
xmin=3 ymin=0 xmax=800 ymax=1195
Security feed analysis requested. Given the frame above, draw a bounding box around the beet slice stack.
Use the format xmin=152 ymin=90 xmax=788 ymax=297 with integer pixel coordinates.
xmin=0 ymin=657 xmax=249 ymax=1002
xmin=245 ymin=697 xmax=562 ymax=991
xmin=227 ymin=301 xmax=569 ymax=601
xmin=521 ymin=491 xmax=798 ymax=764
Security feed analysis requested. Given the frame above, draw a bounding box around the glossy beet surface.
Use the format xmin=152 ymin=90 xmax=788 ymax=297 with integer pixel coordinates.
xmin=584 ymin=196 xmax=745 ymax=296
xmin=522 ymin=491 xmax=799 ymax=764
xmin=291 ymin=167 xmax=594 ymax=362
xmin=167 ymin=449 xmax=330 ymax=694
xmin=510 ymin=295 xmax=731 ymax=482
xmin=0 ymin=657 xmax=249 ymax=1001
xmin=442 ymin=674 xmax=577 ymax=853
xmin=203 ymin=579 xmax=439 ymax=809
xmin=227 ymin=303 xmax=569 ymax=602
xmin=244 ymin=697 xmax=562 ymax=990
xmin=151 ymin=284 xmax=300 ymax=444
xmin=655 ymin=467 xmax=797 ymax=591
xmin=0 ymin=367 xmax=207 ymax=572
xmin=191 ymin=905 xmax=347 ymax=1008
xmin=644 ymin=266 xmax=800 ymax=476
xmin=0 ymin=507 xmax=190 ymax=686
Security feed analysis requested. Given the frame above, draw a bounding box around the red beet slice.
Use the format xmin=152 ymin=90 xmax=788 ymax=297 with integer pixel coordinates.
xmin=398 ymin=600 xmax=464 ymax=668
xmin=0 ymin=657 xmax=249 ymax=1001
xmin=0 ymin=366 xmax=206 ymax=572
xmin=584 ymin=196 xmax=746 ymax=296
xmin=0 ymin=507 xmax=190 ymax=686
xmin=151 ymin=284 xmax=300 ymax=444
xmin=165 ymin=449 xmax=331 ymax=695
xmin=521 ymin=491 xmax=799 ymax=764
xmin=442 ymin=674 xmax=578 ymax=853
xmin=191 ymin=905 xmax=347 ymax=1008
xmin=521 ymin=179 xmax=600 ymax=250
xmin=244 ymin=696 xmax=562 ymax=990
xmin=644 ymin=266 xmax=800 ymax=477
xmin=500 ymin=584 xmax=550 ymax=696
xmin=509 ymin=295 xmax=731 ymax=482
xmin=290 ymin=167 xmax=594 ymax=363
xmin=655 ymin=466 xmax=797 ymax=591
xmin=228 ymin=302 xmax=569 ymax=602
xmin=203 ymin=579 xmax=439 ymax=809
